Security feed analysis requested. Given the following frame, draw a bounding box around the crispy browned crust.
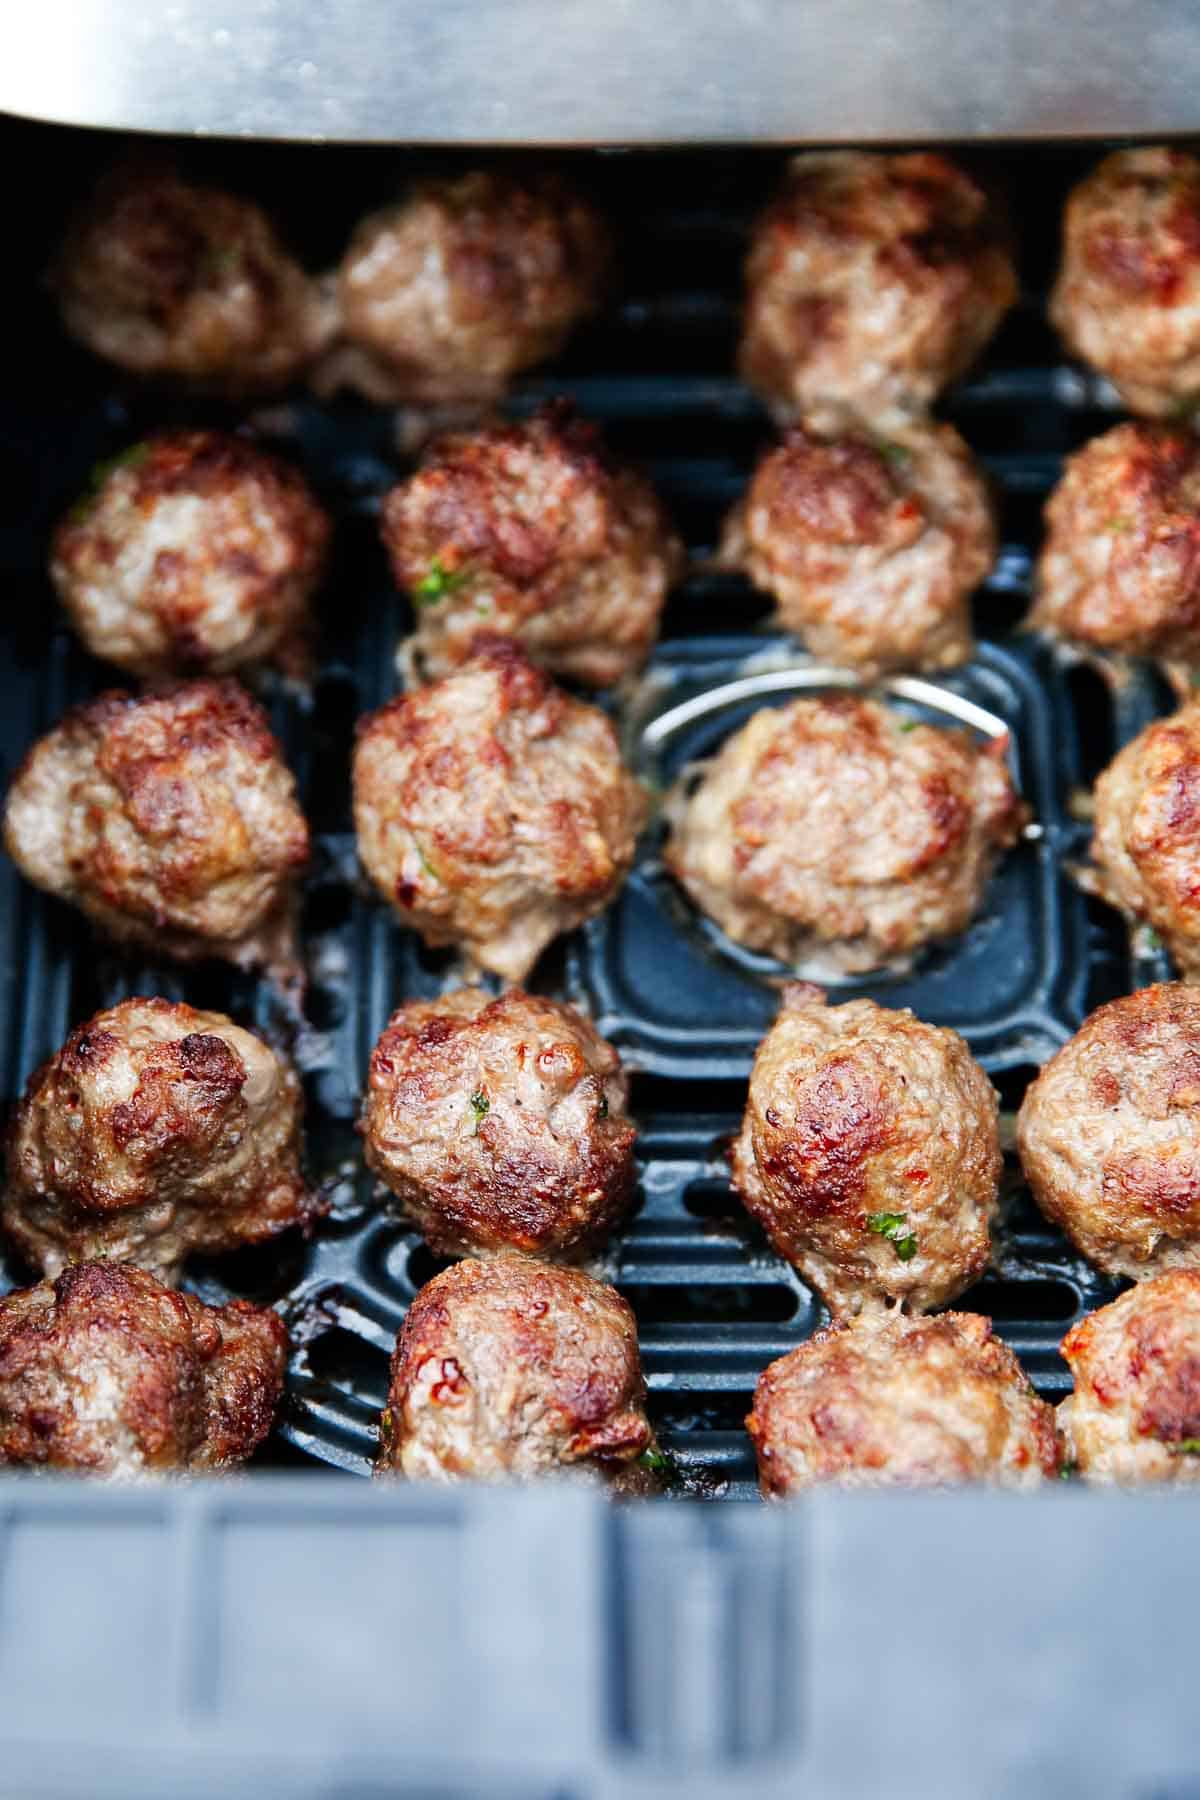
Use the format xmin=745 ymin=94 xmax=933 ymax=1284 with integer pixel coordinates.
xmin=3 ymin=678 xmax=309 ymax=978
xmin=1060 ymin=1271 xmax=1200 ymax=1481
xmin=1018 ymin=983 xmax=1200 ymax=1278
xmin=378 ymin=1255 xmax=653 ymax=1483
xmin=730 ymin=988 xmax=998 ymax=1316
xmin=352 ymin=638 xmax=644 ymax=980
xmin=747 ymin=1309 xmax=1059 ymax=1494
xmin=739 ymin=150 xmax=1016 ymax=429
xmin=0 ymin=1261 xmax=288 ymax=1475
xmin=4 ymin=997 xmax=317 ymax=1281
xmin=381 ymin=405 xmax=682 ymax=687
xmin=361 ymin=986 xmax=636 ymax=1258
xmin=51 ymin=429 xmax=329 ymax=680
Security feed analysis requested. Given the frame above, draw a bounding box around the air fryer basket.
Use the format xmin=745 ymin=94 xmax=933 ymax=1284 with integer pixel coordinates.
xmin=0 ymin=129 xmax=1181 ymax=1497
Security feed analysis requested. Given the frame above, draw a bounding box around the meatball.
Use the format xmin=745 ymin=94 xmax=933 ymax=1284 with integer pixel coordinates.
xmin=747 ymin=1310 xmax=1059 ymax=1494
xmin=362 ymin=987 xmax=635 ymax=1260
xmin=1083 ymin=699 xmax=1200 ymax=979
xmin=353 ymin=639 xmax=645 ymax=981
xmin=739 ymin=150 xmax=1016 ymax=430
xmin=4 ymin=679 xmax=309 ymax=981
xmin=1030 ymin=423 xmax=1200 ymax=665
xmin=51 ymin=162 xmax=331 ymax=392
xmin=0 ymin=1261 xmax=287 ymax=1476
xmin=331 ymin=171 xmax=610 ymax=406
xmin=4 ymin=997 xmax=314 ymax=1281
xmin=1050 ymin=147 xmax=1200 ymax=418
xmin=1060 ymin=1272 xmax=1200 ymax=1482
xmin=1017 ymin=983 xmax=1200 ymax=1279
xmin=50 ymin=430 xmax=330 ymax=682
xmin=664 ymin=692 xmax=1026 ymax=974
xmin=721 ymin=419 xmax=994 ymax=678
xmin=378 ymin=1255 xmax=655 ymax=1487
xmin=730 ymin=987 xmax=999 ymax=1317
xmin=381 ymin=407 xmax=683 ymax=688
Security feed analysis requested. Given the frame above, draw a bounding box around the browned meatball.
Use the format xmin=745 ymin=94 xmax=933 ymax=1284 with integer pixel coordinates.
xmin=1050 ymin=147 xmax=1200 ymax=418
xmin=381 ymin=407 xmax=683 ymax=688
xmin=1083 ymin=700 xmax=1200 ymax=980
xmin=51 ymin=163 xmax=331 ymax=393
xmin=721 ymin=419 xmax=994 ymax=678
xmin=362 ymin=987 xmax=635 ymax=1260
xmin=50 ymin=430 xmax=330 ymax=681
xmin=747 ymin=1310 xmax=1059 ymax=1494
xmin=739 ymin=151 xmax=1016 ymax=430
xmin=0 ymin=1261 xmax=287 ymax=1476
xmin=4 ymin=679 xmax=309 ymax=982
xmin=4 ymin=998 xmax=315 ymax=1281
xmin=664 ymin=692 xmax=1026 ymax=975
xmin=1017 ymin=984 xmax=1200 ymax=1280
xmin=1030 ymin=423 xmax=1200 ymax=664
xmin=353 ymin=639 xmax=645 ymax=981
xmin=378 ymin=1255 xmax=655 ymax=1486
xmin=730 ymin=988 xmax=998 ymax=1317
xmin=331 ymin=172 xmax=610 ymax=405
xmin=1060 ymin=1272 xmax=1200 ymax=1482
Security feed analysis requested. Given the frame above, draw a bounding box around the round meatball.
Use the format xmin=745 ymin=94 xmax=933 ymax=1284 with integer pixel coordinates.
xmin=1050 ymin=147 xmax=1200 ymax=418
xmin=362 ymin=987 xmax=636 ymax=1260
xmin=50 ymin=430 xmax=330 ymax=681
xmin=332 ymin=171 xmax=610 ymax=405
xmin=1060 ymin=1272 xmax=1200 ymax=1482
xmin=381 ymin=406 xmax=683 ymax=688
xmin=4 ymin=679 xmax=309 ymax=981
xmin=739 ymin=150 xmax=1016 ymax=430
xmin=730 ymin=987 xmax=999 ymax=1317
xmin=4 ymin=997 xmax=315 ymax=1281
xmin=0 ymin=1261 xmax=287 ymax=1476
xmin=721 ymin=419 xmax=994 ymax=678
xmin=51 ymin=162 xmax=331 ymax=392
xmin=353 ymin=639 xmax=645 ymax=981
xmin=1030 ymin=423 xmax=1200 ymax=664
xmin=664 ymin=692 xmax=1026 ymax=974
xmin=1083 ymin=699 xmax=1200 ymax=980
xmin=747 ymin=1310 xmax=1059 ymax=1494
xmin=1017 ymin=983 xmax=1200 ymax=1279
xmin=378 ymin=1255 xmax=655 ymax=1486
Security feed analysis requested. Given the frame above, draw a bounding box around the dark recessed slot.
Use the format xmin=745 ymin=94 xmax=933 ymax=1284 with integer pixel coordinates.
xmin=990 ymin=1065 xmax=1041 ymax=1113
xmin=303 ymin=984 xmax=346 ymax=1032
xmin=186 ymin=1231 xmax=310 ymax=1305
xmin=406 ymin=1243 xmax=455 ymax=1291
xmin=302 ymin=882 xmax=354 ymax=935
xmin=956 ymin=1277 xmax=1080 ymax=1323
xmin=682 ymin=1179 xmax=742 ymax=1223
xmin=621 ymin=1282 xmax=799 ymax=1325
xmin=1065 ymin=663 xmax=1115 ymax=786
xmin=304 ymin=1326 xmax=390 ymax=1400
xmin=648 ymin=1390 xmax=754 ymax=1434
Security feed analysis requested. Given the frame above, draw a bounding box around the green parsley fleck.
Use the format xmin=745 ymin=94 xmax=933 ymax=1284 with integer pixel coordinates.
xmin=1105 ymin=516 xmax=1133 ymax=534
xmin=468 ymin=1090 xmax=490 ymax=1134
xmin=637 ymin=1445 xmax=679 ymax=1484
xmin=597 ymin=1092 xmax=609 ymax=1120
xmin=378 ymin=1407 xmax=396 ymax=1454
xmin=867 ymin=1210 xmax=919 ymax=1262
xmin=413 ymin=557 xmax=469 ymax=607
xmin=1144 ymin=927 xmax=1163 ymax=950
xmin=1059 ymin=1461 xmax=1077 ymax=1481
xmin=67 ymin=441 xmax=151 ymax=523
xmin=876 ymin=439 xmax=911 ymax=467
xmin=899 ymin=718 xmax=920 ymax=733
xmin=1167 ymin=1438 xmax=1200 ymax=1456
xmin=412 ymin=840 xmax=441 ymax=883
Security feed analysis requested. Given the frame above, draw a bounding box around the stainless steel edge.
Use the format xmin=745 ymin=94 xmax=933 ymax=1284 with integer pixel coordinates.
xmin=1 ymin=0 xmax=1198 ymax=145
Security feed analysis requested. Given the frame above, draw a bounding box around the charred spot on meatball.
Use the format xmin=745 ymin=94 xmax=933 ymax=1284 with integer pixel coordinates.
xmin=4 ymin=997 xmax=316 ymax=1282
xmin=1060 ymin=1271 xmax=1200 ymax=1482
xmin=0 ymin=1261 xmax=288 ymax=1476
xmin=747 ymin=1309 xmax=1059 ymax=1494
xmin=330 ymin=171 xmax=610 ymax=406
xmin=738 ymin=150 xmax=1016 ymax=430
xmin=381 ymin=406 xmax=683 ymax=688
xmin=50 ymin=429 xmax=330 ymax=681
xmin=377 ymin=1255 xmax=655 ymax=1486
xmin=361 ymin=987 xmax=636 ymax=1260
xmin=1082 ymin=699 xmax=1200 ymax=980
xmin=1018 ymin=983 xmax=1200 ymax=1279
xmin=1051 ymin=147 xmax=1200 ymax=418
xmin=352 ymin=638 xmax=645 ymax=981
xmin=730 ymin=987 xmax=999 ymax=1317
xmin=50 ymin=161 xmax=332 ymax=393
xmin=721 ymin=419 xmax=994 ymax=678
xmin=1030 ymin=422 xmax=1200 ymax=664
xmin=664 ymin=692 xmax=1026 ymax=975
xmin=3 ymin=679 xmax=309 ymax=983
